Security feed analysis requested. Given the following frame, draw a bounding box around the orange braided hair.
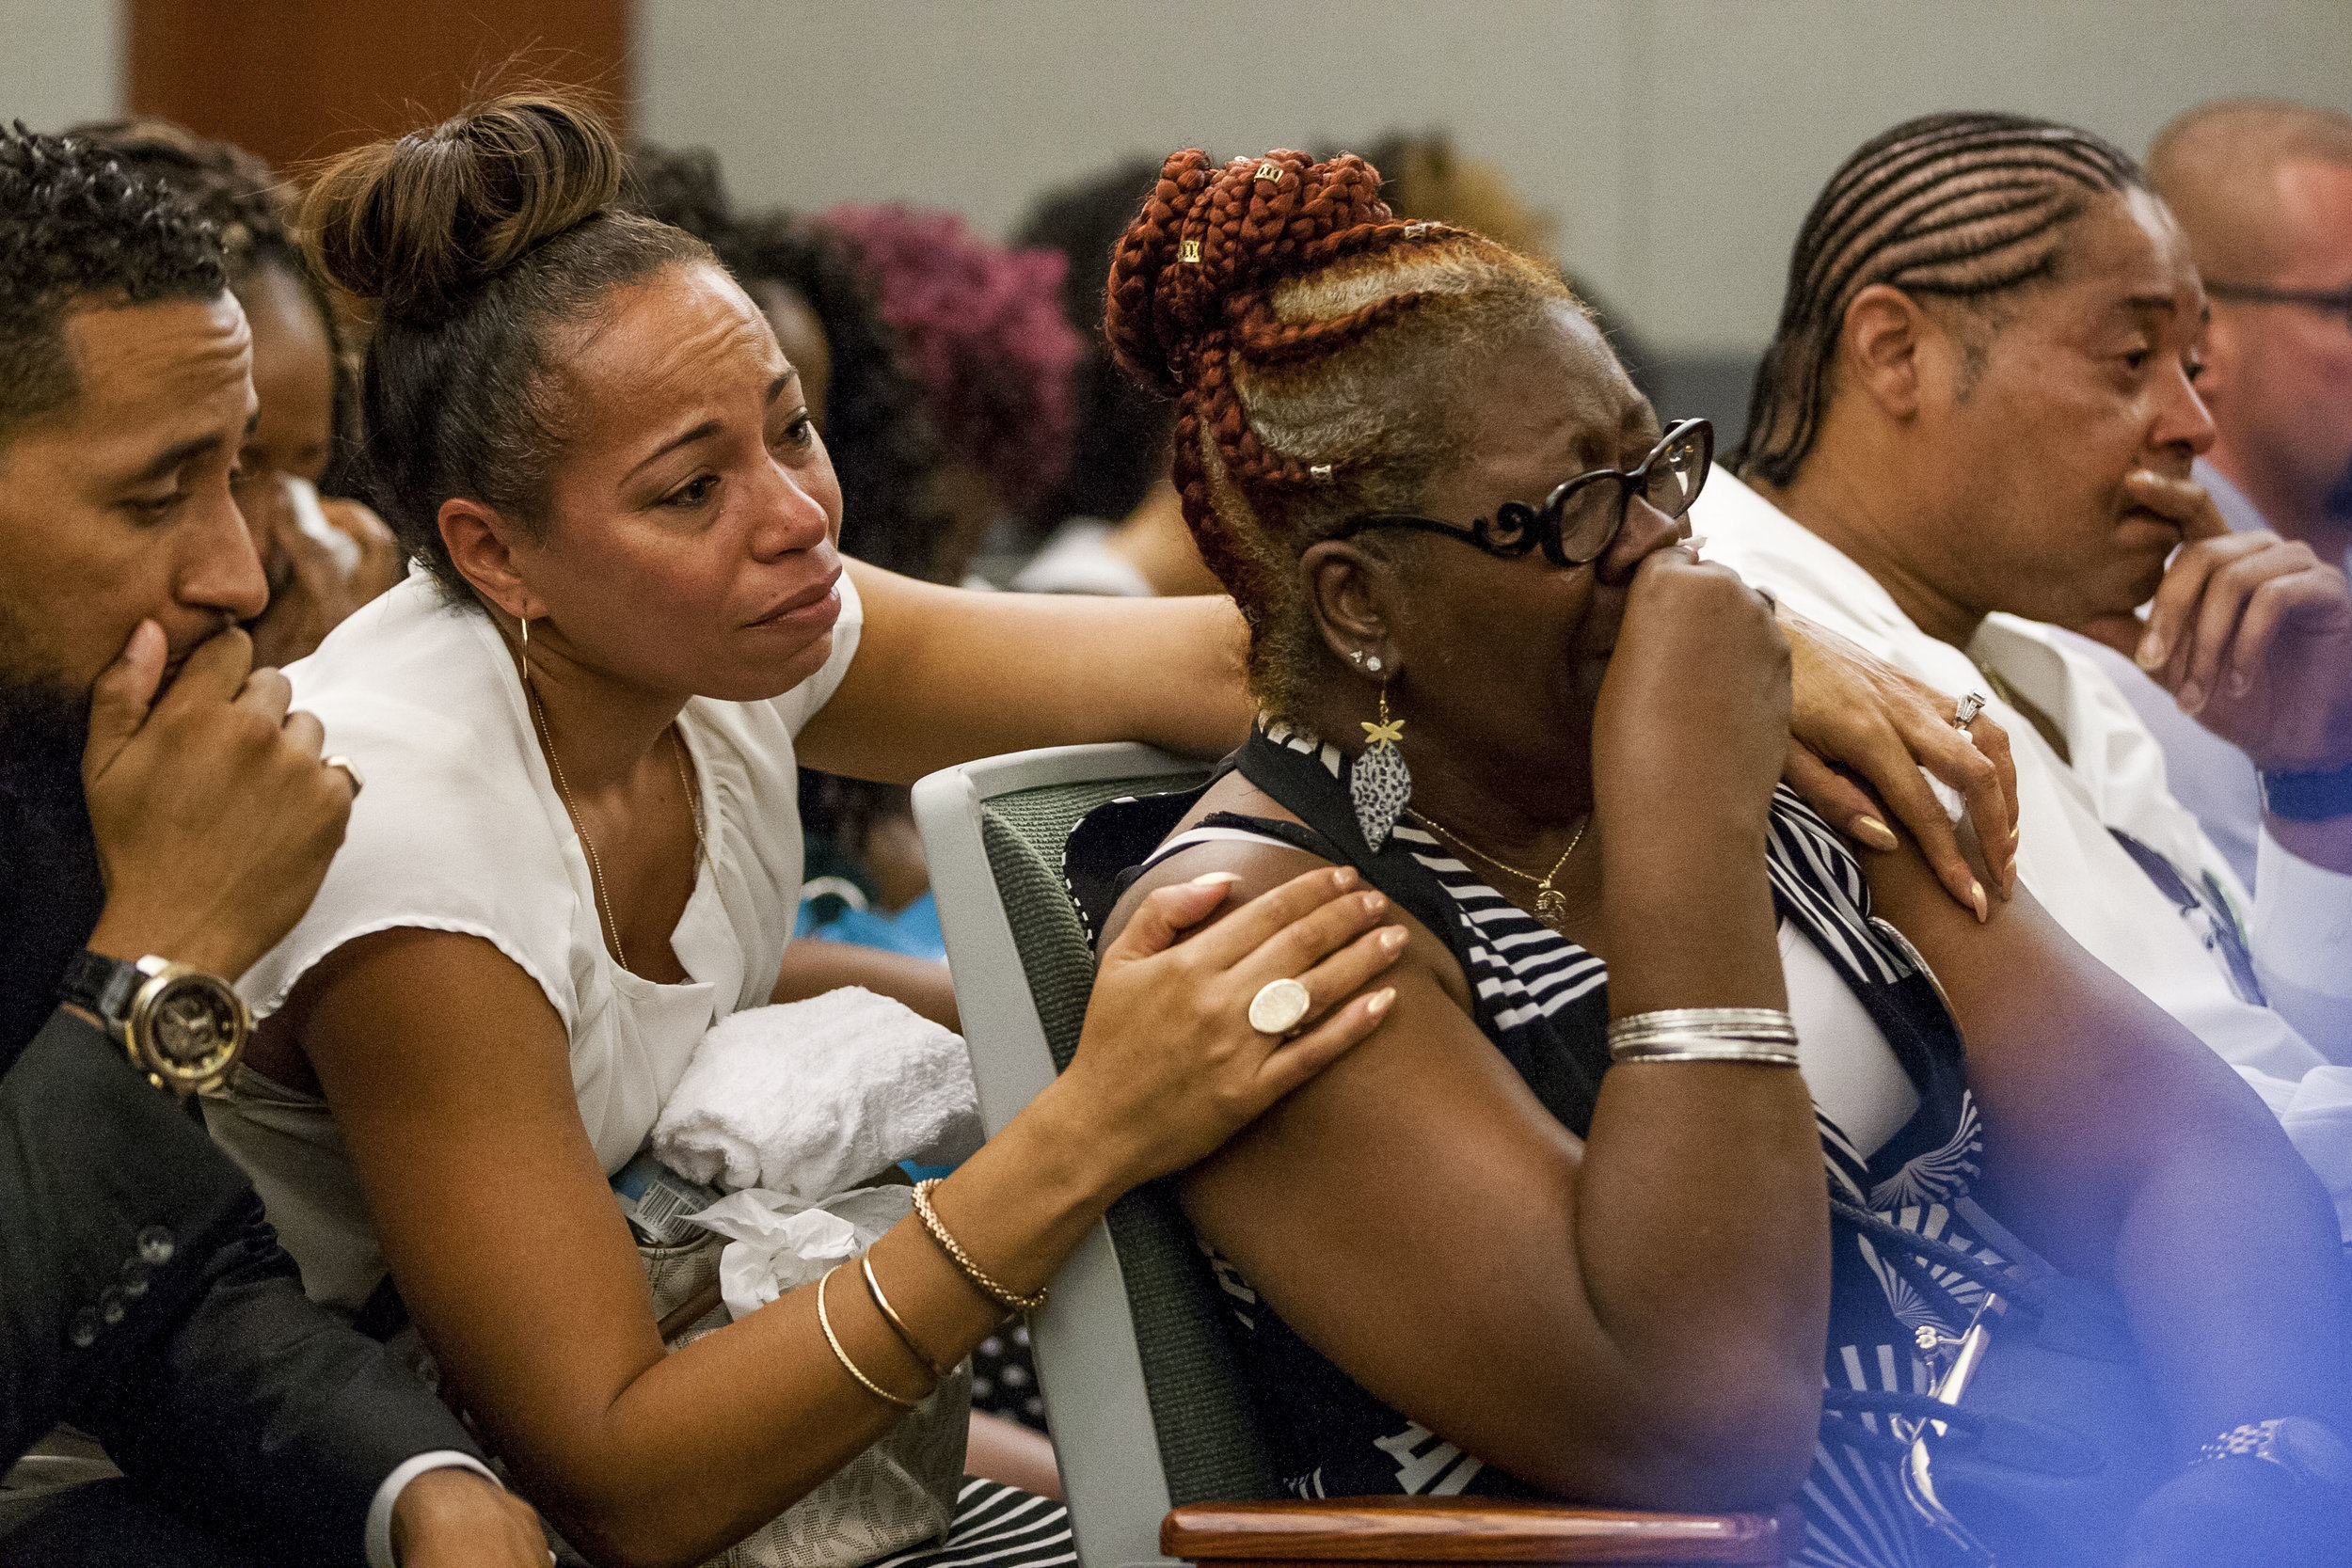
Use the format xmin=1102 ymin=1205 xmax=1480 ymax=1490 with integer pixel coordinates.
xmin=1106 ymin=147 xmax=1571 ymax=713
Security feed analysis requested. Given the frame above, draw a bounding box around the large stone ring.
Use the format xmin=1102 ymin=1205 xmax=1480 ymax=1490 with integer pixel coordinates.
xmin=325 ymin=755 xmax=364 ymax=798
xmin=1248 ymin=977 xmax=1312 ymax=1036
xmin=1950 ymin=692 xmax=1987 ymax=734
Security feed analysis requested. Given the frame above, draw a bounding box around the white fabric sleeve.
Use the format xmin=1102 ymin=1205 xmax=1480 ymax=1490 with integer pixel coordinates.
xmin=2252 ymin=827 xmax=2352 ymax=1067
xmin=365 ymin=1451 xmax=506 ymax=1568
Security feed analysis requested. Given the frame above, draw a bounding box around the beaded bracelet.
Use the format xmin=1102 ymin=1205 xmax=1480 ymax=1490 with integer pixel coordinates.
xmin=816 ymin=1264 xmax=924 ymax=1410
xmin=912 ymin=1179 xmax=1049 ymax=1314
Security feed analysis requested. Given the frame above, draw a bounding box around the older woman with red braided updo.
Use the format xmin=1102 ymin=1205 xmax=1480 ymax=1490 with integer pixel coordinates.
xmin=1073 ymin=149 xmax=2348 ymax=1568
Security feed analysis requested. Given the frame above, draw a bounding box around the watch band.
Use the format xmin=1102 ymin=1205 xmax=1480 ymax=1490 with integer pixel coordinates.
xmin=56 ymin=948 xmax=249 ymax=1096
xmin=2197 ymin=1417 xmax=2352 ymax=1490
xmin=57 ymin=948 xmax=144 ymax=1036
xmin=2260 ymin=758 xmax=2352 ymax=822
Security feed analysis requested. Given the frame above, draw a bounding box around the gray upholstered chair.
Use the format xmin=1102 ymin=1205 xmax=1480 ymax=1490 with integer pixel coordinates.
xmin=914 ymin=742 xmax=1799 ymax=1568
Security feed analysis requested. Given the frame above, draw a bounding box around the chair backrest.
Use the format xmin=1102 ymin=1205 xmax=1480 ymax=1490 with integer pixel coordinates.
xmin=914 ymin=744 xmax=1282 ymax=1568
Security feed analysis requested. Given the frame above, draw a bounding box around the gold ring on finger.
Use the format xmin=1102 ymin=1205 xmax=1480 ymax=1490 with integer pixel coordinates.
xmin=1248 ymin=976 xmax=1312 ymax=1036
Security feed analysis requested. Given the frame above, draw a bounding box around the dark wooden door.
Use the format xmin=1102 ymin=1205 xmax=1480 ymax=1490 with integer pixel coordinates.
xmin=128 ymin=0 xmax=631 ymax=171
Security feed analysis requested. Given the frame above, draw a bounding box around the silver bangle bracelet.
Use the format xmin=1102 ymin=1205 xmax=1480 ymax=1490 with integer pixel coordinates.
xmin=1610 ymin=1042 xmax=1802 ymax=1069
xmin=1608 ymin=1007 xmax=1799 ymax=1066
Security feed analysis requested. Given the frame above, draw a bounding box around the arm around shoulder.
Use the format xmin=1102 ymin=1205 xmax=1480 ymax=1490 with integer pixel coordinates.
xmin=794 ymin=560 xmax=1250 ymax=785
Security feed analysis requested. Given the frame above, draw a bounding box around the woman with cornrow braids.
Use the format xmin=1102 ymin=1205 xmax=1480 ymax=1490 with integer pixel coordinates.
xmin=1072 ymin=148 xmax=2349 ymax=1567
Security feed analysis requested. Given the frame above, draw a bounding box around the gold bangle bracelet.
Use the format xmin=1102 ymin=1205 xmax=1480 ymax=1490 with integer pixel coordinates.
xmin=863 ymin=1253 xmax=952 ymax=1380
xmin=816 ymin=1265 xmax=923 ymax=1411
xmin=911 ymin=1179 xmax=1049 ymax=1314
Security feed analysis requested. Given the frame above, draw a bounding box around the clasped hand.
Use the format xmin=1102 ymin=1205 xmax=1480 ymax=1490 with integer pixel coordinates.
xmin=2077 ymin=468 xmax=2352 ymax=774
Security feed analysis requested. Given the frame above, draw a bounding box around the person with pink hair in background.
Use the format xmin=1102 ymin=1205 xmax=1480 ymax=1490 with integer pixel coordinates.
xmin=818 ymin=205 xmax=1082 ymax=586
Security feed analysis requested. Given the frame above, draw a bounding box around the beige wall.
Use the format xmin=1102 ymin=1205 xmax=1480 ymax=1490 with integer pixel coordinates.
xmin=14 ymin=2 xmax=2348 ymax=357
xmin=0 ymin=0 xmax=122 ymax=129
xmin=637 ymin=0 xmax=2352 ymax=356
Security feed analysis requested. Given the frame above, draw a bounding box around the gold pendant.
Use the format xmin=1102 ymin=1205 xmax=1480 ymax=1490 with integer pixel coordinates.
xmin=1534 ymin=888 xmax=1570 ymax=929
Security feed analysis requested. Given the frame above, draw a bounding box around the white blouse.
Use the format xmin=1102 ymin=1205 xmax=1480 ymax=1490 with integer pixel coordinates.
xmin=205 ymin=567 xmax=864 ymax=1311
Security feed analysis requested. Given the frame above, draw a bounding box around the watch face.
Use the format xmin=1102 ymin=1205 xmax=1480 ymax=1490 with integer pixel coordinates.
xmin=132 ymin=969 xmax=247 ymax=1089
xmin=152 ymin=983 xmax=238 ymax=1065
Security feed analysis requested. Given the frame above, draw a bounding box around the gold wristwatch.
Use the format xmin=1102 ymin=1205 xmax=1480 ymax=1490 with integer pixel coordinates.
xmin=57 ymin=950 xmax=249 ymax=1096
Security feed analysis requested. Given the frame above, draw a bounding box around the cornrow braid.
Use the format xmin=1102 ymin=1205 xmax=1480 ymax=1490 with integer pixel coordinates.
xmin=1735 ymin=112 xmax=2146 ymax=488
xmin=1108 ymin=148 xmax=1570 ymax=715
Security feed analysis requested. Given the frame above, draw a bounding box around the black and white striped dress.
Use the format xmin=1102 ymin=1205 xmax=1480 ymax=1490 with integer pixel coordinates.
xmin=1065 ymin=723 xmax=2006 ymax=1568
xmin=866 ymin=1480 xmax=1076 ymax=1568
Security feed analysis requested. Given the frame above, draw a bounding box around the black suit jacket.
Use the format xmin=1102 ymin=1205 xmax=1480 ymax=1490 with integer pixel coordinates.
xmin=2 ymin=769 xmax=487 ymax=1563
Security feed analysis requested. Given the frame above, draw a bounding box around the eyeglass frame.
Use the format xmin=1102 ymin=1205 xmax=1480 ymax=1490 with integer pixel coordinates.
xmin=2204 ymin=280 xmax=2352 ymax=331
xmin=1328 ymin=418 xmax=1714 ymax=568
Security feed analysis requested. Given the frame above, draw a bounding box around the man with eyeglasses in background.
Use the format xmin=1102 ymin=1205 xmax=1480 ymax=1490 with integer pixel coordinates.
xmin=2052 ymin=100 xmax=2352 ymax=897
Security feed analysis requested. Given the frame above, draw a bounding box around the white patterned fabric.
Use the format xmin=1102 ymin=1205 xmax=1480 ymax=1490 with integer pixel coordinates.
xmin=1695 ymin=469 xmax=2352 ymax=1224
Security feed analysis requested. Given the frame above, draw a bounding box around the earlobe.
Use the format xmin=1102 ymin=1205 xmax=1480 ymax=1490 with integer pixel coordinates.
xmin=1841 ymin=284 xmax=1928 ymax=420
xmin=437 ymin=497 xmax=537 ymax=622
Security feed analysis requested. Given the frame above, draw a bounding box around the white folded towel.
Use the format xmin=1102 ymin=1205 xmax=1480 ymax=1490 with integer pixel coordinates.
xmin=652 ymin=987 xmax=985 ymax=1198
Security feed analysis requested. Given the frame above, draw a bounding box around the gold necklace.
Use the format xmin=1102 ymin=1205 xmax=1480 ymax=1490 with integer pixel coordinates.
xmin=522 ymin=669 xmax=706 ymax=977
xmin=1409 ymin=808 xmax=1589 ymax=931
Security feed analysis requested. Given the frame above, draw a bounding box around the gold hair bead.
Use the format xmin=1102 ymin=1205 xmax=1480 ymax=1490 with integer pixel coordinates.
xmin=912 ymin=1179 xmax=1048 ymax=1314
xmin=1254 ymin=161 xmax=1282 ymax=182
xmin=1309 ymin=464 xmax=1333 ymax=481
xmin=817 ymin=1265 xmax=924 ymax=1410
xmin=1179 ymin=238 xmax=1201 ymax=263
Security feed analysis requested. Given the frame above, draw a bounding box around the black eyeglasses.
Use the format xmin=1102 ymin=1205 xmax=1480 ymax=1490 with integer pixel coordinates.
xmin=2206 ymin=281 xmax=2352 ymax=332
xmin=1332 ymin=419 xmax=1713 ymax=568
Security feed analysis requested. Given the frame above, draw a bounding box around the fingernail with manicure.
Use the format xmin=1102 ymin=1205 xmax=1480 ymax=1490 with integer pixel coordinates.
xmin=1852 ymin=816 xmax=1899 ymax=851
xmin=2227 ymin=671 xmax=2250 ymax=698
xmin=1189 ymin=871 xmax=1241 ymax=887
xmin=1365 ymin=987 xmax=1397 ymax=1018
xmin=1332 ymin=866 xmax=1358 ymax=889
xmin=2135 ymin=633 xmax=2165 ymax=670
xmin=2179 ymin=681 xmax=2205 ymax=713
xmin=1970 ymin=881 xmax=1989 ymax=923
xmin=1379 ymin=926 xmax=1408 ymax=952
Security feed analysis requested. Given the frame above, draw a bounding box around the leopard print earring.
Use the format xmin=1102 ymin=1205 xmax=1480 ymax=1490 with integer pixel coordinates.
xmin=1352 ymin=674 xmax=1411 ymax=851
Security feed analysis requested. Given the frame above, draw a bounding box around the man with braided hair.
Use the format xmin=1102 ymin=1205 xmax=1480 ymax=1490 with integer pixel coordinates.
xmin=1698 ymin=112 xmax=2352 ymax=1227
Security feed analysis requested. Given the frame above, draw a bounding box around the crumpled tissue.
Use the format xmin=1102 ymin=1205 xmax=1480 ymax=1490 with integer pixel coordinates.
xmin=691 ymin=1182 xmax=917 ymax=1323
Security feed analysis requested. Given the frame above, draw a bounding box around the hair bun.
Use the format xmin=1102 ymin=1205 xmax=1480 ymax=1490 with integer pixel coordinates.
xmin=1105 ymin=147 xmax=1391 ymax=394
xmin=303 ymin=92 xmax=623 ymax=325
